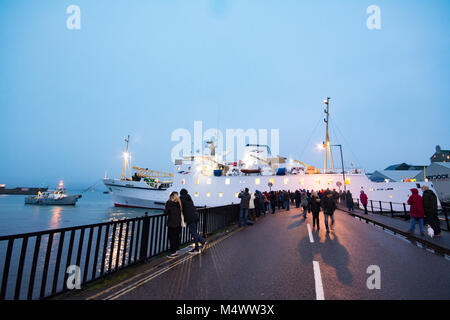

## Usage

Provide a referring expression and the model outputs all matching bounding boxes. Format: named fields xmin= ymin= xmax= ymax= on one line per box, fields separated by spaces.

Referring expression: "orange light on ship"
xmin=59 ymin=180 xmax=64 ymax=190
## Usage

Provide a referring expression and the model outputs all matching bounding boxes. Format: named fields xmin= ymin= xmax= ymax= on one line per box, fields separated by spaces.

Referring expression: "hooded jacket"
xmin=407 ymin=188 xmax=424 ymax=218
xmin=360 ymin=192 xmax=368 ymax=206
xmin=180 ymin=192 xmax=199 ymax=224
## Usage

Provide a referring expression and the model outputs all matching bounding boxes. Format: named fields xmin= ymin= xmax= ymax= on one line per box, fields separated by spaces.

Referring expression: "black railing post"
xmin=370 ymin=200 xmax=374 ymax=213
xmin=390 ymin=202 xmax=394 ymax=218
xmin=443 ymin=206 xmax=450 ymax=231
xmin=202 ymin=209 xmax=208 ymax=238
xmin=356 ymin=198 xmax=360 ymax=209
xmin=403 ymin=203 xmax=408 ymax=220
xmin=139 ymin=213 xmax=150 ymax=261
xmin=379 ymin=201 xmax=383 ymax=215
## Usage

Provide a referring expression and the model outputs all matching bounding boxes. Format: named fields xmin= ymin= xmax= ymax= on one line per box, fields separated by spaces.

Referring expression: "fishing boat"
xmin=25 ymin=181 xmax=81 ymax=206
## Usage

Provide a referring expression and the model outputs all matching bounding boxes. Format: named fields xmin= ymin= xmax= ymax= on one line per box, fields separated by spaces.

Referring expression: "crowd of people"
xmin=237 ymin=187 xmax=343 ymax=233
xmin=163 ymin=184 xmax=442 ymax=259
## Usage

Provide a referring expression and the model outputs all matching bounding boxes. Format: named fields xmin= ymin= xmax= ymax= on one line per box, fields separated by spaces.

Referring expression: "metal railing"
xmin=340 ymin=198 xmax=449 ymax=231
xmin=0 ymin=204 xmax=240 ymax=300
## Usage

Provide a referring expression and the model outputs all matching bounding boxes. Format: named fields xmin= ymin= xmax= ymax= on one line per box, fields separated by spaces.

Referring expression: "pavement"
xmin=340 ymin=204 xmax=450 ymax=251
xmin=63 ymin=207 xmax=450 ymax=300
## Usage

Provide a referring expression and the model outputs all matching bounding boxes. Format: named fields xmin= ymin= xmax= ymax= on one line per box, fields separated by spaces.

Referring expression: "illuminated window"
xmin=389 ymin=195 xmax=393 ymax=198
xmin=328 ymin=178 xmax=333 ymax=185
xmin=235 ymin=192 xmax=239 ymax=198
xmin=284 ymin=178 xmax=289 ymax=185
xmin=181 ymin=179 xmax=185 ymax=185
xmin=195 ymin=179 xmax=200 ymax=185
xmin=300 ymin=178 xmax=304 ymax=185
xmin=219 ymin=192 xmax=223 ymax=197
xmin=315 ymin=178 xmax=320 ymax=185
xmin=194 ymin=192 xmax=199 ymax=197
xmin=345 ymin=178 xmax=351 ymax=185
xmin=269 ymin=178 xmax=274 ymax=184
xmin=207 ymin=178 xmax=212 ymax=185
xmin=206 ymin=192 xmax=211 ymax=197
xmin=225 ymin=178 xmax=230 ymax=185
xmin=255 ymin=178 xmax=260 ymax=185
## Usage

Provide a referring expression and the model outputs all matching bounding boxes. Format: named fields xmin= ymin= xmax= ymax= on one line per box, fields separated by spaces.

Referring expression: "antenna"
xmin=323 ymin=98 xmax=334 ymax=173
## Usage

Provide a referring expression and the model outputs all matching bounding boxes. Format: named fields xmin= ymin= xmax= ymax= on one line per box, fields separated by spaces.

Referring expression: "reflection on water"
xmin=0 ymin=191 xmax=162 ymax=236
xmin=50 ymin=207 xmax=62 ymax=230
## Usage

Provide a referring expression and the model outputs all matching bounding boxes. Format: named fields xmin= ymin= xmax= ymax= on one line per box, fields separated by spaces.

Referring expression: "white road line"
xmin=307 ymin=223 xmax=314 ymax=243
xmin=313 ymin=261 xmax=325 ymax=300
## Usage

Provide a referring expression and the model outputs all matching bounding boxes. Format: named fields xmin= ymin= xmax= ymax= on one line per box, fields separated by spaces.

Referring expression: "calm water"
xmin=0 ymin=190 xmax=162 ymax=236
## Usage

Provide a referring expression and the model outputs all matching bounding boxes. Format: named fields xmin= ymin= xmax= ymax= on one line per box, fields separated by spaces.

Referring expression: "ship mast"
xmin=323 ymin=98 xmax=334 ymax=173
xmin=121 ymin=135 xmax=132 ymax=180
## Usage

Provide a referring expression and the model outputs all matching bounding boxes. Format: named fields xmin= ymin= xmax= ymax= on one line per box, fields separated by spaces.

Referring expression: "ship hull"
xmin=104 ymin=174 xmax=439 ymax=211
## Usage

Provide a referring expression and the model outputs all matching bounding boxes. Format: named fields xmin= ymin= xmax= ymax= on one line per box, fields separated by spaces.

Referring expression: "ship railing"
xmin=337 ymin=198 xmax=449 ymax=231
xmin=0 ymin=204 xmax=240 ymax=300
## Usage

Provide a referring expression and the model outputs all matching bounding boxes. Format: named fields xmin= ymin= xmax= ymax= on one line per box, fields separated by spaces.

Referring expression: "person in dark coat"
xmin=407 ymin=188 xmax=425 ymax=236
xmin=165 ymin=192 xmax=183 ymax=258
xmin=284 ymin=190 xmax=290 ymax=211
xmin=254 ymin=191 xmax=261 ymax=217
xmin=278 ymin=191 xmax=284 ymax=209
xmin=422 ymin=186 xmax=441 ymax=237
xmin=346 ymin=190 xmax=354 ymax=211
xmin=310 ymin=192 xmax=321 ymax=230
xmin=238 ymin=188 xmax=251 ymax=227
xmin=270 ymin=191 xmax=277 ymax=214
xmin=294 ymin=190 xmax=301 ymax=208
xmin=321 ymin=191 xmax=337 ymax=233
xmin=180 ymin=189 xmax=205 ymax=254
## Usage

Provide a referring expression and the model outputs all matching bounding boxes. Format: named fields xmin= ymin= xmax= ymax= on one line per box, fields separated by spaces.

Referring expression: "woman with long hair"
xmin=165 ymin=191 xmax=183 ymax=258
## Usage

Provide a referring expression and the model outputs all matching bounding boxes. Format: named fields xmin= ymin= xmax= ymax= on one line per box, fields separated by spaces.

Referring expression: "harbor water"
xmin=0 ymin=190 xmax=162 ymax=237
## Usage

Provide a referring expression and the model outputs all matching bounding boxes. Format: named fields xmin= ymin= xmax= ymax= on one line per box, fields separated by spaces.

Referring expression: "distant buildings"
xmin=430 ymin=145 xmax=450 ymax=163
xmin=368 ymin=145 xmax=449 ymax=204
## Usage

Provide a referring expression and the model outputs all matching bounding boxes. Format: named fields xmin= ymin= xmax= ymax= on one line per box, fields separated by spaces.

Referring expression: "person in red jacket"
xmin=407 ymin=188 xmax=425 ymax=236
xmin=360 ymin=190 xmax=369 ymax=214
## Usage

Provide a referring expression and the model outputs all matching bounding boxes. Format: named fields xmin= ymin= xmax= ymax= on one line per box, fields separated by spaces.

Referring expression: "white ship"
xmin=104 ymin=100 xmax=438 ymax=210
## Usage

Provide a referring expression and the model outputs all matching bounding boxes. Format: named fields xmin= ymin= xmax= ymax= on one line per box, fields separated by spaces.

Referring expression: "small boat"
xmin=25 ymin=189 xmax=82 ymax=206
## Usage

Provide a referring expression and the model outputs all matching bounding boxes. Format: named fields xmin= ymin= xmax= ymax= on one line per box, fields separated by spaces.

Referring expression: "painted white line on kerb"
xmin=307 ymin=223 xmax=314 ymax=243
xmin=313 ymin=261 xmax=325 ymax=300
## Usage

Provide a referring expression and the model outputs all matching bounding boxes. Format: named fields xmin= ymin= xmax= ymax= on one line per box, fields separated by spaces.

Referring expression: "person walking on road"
xmin=321 ymin=191 xmax=337 ymax=233
xmin=294 ymin=190 xmax=301 ymax=208
xmin=310 ymin=192 xmax=321 ymax=230
xmin=238 ymin=188 xmax=251 ymax=227
xmin=284 ymin=190 xmax=290 ymax=211
xmin=180 ymin=189 xmax=206 ymax=254
xmin=422 ymin=186 xmax=441 ymax=237
xmin=346 ymin=190 xmax=354 ymax=211
xmin=165 ymin=192 xmax=183 ymax=258
xmin=301 ymin=191 xmax=309 ymax=218
xmin=360 ymin=190 xmax=369 ymax=215
xmin=407 ymin=188 xmax=425 ymax=236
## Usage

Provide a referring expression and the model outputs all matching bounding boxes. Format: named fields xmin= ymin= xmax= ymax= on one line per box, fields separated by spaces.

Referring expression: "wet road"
xmin=88 ymin=208 xmax=450 ymax=300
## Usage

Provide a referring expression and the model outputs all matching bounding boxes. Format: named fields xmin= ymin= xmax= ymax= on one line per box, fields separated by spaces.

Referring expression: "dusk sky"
xmin=1 ymin=0 xmax=449 ymax=189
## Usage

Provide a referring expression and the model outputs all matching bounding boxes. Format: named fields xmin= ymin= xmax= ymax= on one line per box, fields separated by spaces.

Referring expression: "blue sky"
xmin=0 ymin=0 xmax=449 ymax=188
